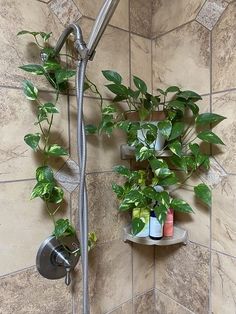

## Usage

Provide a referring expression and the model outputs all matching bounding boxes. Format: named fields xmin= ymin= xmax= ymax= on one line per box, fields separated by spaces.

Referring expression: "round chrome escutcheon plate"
xmin=36 ymin=235 xmax=80 ymax=280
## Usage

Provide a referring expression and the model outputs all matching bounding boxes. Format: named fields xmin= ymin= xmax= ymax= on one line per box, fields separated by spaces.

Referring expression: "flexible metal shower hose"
xmin=76 ymin=58 xmax=90 ymax=314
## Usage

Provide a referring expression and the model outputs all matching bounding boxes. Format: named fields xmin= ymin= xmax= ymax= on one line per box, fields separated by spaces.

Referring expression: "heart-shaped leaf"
xmin=194 ymin=183 xmax=212 ymax=207
xmin=197 ymin=130 xmax=224 ymax=145
xmin=24 ymin=133 xmax=40 ymax=150
xmin=47 ymin=144 xmax=68 ymax=156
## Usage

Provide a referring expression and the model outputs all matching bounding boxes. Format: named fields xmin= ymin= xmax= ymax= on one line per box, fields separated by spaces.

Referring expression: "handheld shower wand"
xmin=87 ymin=0 xmax=120 ymax=58
xmin=38 ymin=1 xmax=120 ymax=314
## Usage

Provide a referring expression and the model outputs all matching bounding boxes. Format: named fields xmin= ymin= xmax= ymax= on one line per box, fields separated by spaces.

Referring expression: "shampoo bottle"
xmin=163 ymin=208 xmax=174 ymax=237
xmin=149 ymin=185 xmax=164 ymax=240
xmin=149 ymin=209 xmax=163 ymax=240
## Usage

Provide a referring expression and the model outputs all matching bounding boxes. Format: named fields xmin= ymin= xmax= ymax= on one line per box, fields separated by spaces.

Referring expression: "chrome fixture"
xmin=36 ymin=235 xmax=80 ymax=286
xmin=36 ymin=1 xmax=120 ymax=313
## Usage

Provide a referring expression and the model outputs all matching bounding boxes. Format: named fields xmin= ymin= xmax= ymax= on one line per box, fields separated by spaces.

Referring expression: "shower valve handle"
xmin=65 ymin=267 xmax=72 ymax=286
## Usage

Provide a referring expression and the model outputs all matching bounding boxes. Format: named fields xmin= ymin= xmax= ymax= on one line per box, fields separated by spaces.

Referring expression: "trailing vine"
xmin=18 ymin=30 xmax=97 ymax=248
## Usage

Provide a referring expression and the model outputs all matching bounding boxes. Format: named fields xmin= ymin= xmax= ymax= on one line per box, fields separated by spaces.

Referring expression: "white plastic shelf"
xmin=124 ymin=225 xmax=188 ymax=246
xmin=120 ymin=144 xmax=172 ymax=160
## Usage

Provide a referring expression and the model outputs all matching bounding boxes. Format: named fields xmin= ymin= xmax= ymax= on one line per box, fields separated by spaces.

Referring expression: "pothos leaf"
xmin=131 ymin=217 xmax=145 ymax=235
xmin=47 ymin=144 xmax=68 ymax=156
xmin=23 ymin=80 xmax=38 ymax=100
xmin=194 ymin=183 xmax=212 ymax=207
xmin=24 ymin=133 xmax=40 ymax=150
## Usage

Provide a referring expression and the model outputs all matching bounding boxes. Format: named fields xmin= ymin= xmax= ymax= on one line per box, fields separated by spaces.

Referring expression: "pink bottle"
xmin=163 ymin=209 xmax=174 ymax=237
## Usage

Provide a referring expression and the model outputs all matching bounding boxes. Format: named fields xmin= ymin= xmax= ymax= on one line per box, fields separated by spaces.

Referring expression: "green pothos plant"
xmin=85 ymin=70 xmax=226 ymax=235
xmin=18 ymin=30 xmax=97 ymax=248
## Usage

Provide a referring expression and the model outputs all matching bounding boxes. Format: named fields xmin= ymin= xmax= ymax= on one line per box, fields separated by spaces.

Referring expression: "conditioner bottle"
xmin=149 ymin=185 xmax=164 ymax=240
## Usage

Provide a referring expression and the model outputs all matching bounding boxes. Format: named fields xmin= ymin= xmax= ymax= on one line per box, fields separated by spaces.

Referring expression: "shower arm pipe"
xmin=53 ymin=23 xmax=89 ymax=60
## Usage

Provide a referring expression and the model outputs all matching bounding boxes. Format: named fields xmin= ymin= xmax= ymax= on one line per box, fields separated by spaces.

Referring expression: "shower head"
xmin=87 ymin=0 xmax=120 ymax=59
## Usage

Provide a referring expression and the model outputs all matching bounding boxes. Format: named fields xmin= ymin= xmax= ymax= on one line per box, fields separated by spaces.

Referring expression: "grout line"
xmin=152 ymin=19 xmax=196 ymax=41
xmin=81 ymin=14 xmax=152 ymax=40
xmin=129 ymin=0 xmax=132 ymax=89
xmin=151 ymin=39 xmax=154 ymax=94
xmin=195 ymin=19 xmax=211 ymax=32
xmin=155 ymin=288 xmax=195 ymax=314
xmin=189 ymin=240 xmax=210 ymax=250
xmin=211 ymin=248 xmax=236 ymax=260
xmin=154 ymin=246 xmax=157 ymax=308
xmin=209 ymin=30 xmax=213 ymax=314
xmin=105 ymin=298 xmax=133 ymax=314
xmin=0 ymin=265 xmax=35 ymax=279
xmin=0 ymin=178 xmax=35 ymax=184
xmin=211 ymin=86 xmax=236 ymax=95
xmin=86 ymin=170 xmax=115 ymax=176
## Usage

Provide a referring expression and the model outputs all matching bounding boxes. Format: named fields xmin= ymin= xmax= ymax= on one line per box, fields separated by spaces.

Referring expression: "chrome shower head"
xmin=87 ymin=0 xmax=120 ymax=58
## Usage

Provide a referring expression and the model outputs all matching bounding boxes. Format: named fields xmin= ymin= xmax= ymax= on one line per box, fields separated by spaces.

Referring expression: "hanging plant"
xmin=18 ymin=29 xmax=97 ymax=248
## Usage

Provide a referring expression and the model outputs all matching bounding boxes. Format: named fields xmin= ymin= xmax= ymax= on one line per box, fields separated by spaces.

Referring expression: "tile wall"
xmin=150 ymin=1 xmax=236 ymax=313
xmin=0 ymin=0 xmax=154 ymax=313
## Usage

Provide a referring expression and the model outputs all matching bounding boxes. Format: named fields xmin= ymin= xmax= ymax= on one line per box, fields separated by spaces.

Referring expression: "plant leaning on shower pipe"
xmin=17 ymin=30 xmax=98 ymax=249
xmin=85 ymin=70 xmax=227 ymax=235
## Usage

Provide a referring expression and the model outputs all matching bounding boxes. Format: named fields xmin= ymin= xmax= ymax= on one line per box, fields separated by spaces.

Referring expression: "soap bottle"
xmin=149 ymin=185 xmax=164 ymax=240
xmin=163 ymin=208 xmax=174 ymax=237
xmin=149 ymin=209 xmax=163 ymax=240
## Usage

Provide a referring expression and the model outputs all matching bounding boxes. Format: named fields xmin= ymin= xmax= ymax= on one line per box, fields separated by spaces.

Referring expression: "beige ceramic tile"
xmin=73 ymin=240 xmax=132 ymax=314
xmin=84 ymin=18 xmax=130 ymax=98
xmin=152 ymin=0 xmax=205 ymax=37
xmin=0 ymin=88 xmax=69 ymax=181
xmin=130 ymin=0 xmax=152 ymax=38
xmin=0 ymin=0 xmax=64 ymax=89
xmin=172 ymin=174 xmax=210 ymax=247
xmin=196 ymin=0 xmax=228 ymax=30
xmin=71 ymin=172 xmax=130 ymax=245
xmin=212 ymin=175 xmax=236 ymax=257
xmin=49 ymin=0 xmax=82 ymax=26
xmin=155 ymin=242 xmax=210 ymax=313
xmin=133 ymin=290 xmax=156 ymax=314
xmin=212 ymin=2 xmax=236 ymax=92
xmin=212 ymin=91 xmax=236 ymax=173
xmin=0 ymin=267 xmax=72 ymax=314
xmin=131 ymin=34 xmax=152 ymax=91
xmin=74 ymin=0 xmax=129 ymax=31
xmin=0 ymin=180 xmax=70 ymax=276
xmin=155 ymin=290 xmax=194 ymax=314
xmin=152 ymin=21 xmax=210 ymax=95
xmin=108 ymin=300 xmax=133 ymax=314
xmin=212 ymin=252 xmax=236 ymax=314
xmin=69 ymin=96 xmax=129 ymax=172
xmin=133 ymin=244 xmax=154 ymax=296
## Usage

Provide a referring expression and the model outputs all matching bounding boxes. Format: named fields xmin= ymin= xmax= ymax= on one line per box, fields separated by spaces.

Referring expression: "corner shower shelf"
xmin=124 ymin=225 xmax=188 ymax=246
xmin=120 ymin=144 xmax=172 ymax=160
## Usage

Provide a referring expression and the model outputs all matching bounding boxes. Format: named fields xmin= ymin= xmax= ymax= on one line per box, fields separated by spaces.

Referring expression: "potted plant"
xmin=87 ymin=70 xmax=226 ymax=236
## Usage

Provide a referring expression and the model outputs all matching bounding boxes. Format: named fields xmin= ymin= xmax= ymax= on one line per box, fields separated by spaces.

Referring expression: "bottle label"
xmin=150 ymin=217 xmax=163 ymax=237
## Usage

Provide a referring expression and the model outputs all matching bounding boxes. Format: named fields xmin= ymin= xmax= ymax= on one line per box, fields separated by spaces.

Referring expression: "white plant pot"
xmin=137 ymin=121 xmax=165 ymax=151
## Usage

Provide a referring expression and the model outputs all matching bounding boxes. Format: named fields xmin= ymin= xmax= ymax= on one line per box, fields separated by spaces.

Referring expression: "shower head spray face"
xmin=87 ymin=0 xmax=120 ymax=59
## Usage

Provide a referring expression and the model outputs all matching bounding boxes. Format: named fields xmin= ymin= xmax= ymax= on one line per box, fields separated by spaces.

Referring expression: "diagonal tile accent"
xmin=49 ymin=0 xmax=82 ymax=26
xmin=196 ymin=0 xmax=228 ymax=30
xmin=197 ymin=157 xmax=227 ymax=189
xmin=152 ymin=0 xmax=205 ymax=38
xmin=55 ymin=158 xmax=80 ymax=193
xmin=155 ymin=290 xmax=194 ymax=314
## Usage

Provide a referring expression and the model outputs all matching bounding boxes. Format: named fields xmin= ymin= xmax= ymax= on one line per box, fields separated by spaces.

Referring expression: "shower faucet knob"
xmin=36 ymin=235 xmax=80 ymax=286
